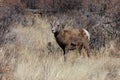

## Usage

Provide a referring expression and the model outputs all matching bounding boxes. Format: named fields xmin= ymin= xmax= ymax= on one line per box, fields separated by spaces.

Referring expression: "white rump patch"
xmin=83 ymin=29 xmax=90 ymax=41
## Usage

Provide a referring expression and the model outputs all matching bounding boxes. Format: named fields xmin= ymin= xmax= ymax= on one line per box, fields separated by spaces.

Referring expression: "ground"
xmin=0 ymin=17 xmax=120 ymax=80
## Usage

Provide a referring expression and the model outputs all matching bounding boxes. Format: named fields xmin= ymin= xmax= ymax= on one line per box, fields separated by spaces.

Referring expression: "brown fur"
xmin=53 ymin=28 xmax=90 ymax=61
xmin=50 ymin=20 xmax=90 ymax=61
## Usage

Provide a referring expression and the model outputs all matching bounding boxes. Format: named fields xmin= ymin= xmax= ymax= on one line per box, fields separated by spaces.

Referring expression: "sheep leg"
xmin=63 ymin=47 xmax=69 ymax=61
xmin=63 ymin=49 xmax=66 ymax=61
xmin=78 ymin=45 xmax=83 ymax=56
xmin=83 ymin=42 xmax=90 ymax=57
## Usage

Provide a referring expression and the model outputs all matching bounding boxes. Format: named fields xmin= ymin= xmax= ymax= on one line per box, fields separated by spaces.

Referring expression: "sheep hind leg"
xmin=78 ymin=44 xmax=83 ymax=56
xmin=83 ymin=43 xmax=90 ymax=57
xmin=84 ymin=45 xmax=90 ymax=57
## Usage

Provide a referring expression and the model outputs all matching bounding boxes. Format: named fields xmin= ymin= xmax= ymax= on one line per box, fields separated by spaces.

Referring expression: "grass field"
xmin=0 ymin=16 xmax=120 ymax=80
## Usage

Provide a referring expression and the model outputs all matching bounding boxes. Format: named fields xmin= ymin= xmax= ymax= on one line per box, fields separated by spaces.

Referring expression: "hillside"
xmin=0 ymin=0 xmax=120 ymax=80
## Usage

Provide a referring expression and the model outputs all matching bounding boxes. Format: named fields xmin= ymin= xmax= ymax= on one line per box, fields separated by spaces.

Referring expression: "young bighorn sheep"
xmin=50 ymin=19 xmax=90 ymax=61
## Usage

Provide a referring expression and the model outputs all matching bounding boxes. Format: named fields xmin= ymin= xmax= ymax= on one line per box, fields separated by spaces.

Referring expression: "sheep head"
xmin=50 ymin=17 xmax=66 ymax=33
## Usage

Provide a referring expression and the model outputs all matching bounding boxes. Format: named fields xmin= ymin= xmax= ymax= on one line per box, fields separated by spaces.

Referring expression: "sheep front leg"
xmin=63 ymin=47 xmax=69 ymax=61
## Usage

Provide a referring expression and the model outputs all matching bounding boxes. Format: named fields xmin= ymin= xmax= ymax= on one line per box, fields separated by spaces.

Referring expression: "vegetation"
xmin=0 ymin=0 xmax=120 ymax=80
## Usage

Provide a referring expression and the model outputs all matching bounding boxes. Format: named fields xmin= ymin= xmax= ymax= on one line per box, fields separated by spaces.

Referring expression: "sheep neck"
xmin=54 ymin=30 xmax=65 ymax=49
xmin=54 ymin=30 xmax=62 ymax=37
xmin=54 ymin=30 xmax=63 ymax=45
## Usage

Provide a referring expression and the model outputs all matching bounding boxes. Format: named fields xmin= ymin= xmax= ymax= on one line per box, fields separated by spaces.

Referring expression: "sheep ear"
xmin=49 ymin=16 xmax=56 ymax=26
xmin=56 ymin=20 xmax=60 ymax=24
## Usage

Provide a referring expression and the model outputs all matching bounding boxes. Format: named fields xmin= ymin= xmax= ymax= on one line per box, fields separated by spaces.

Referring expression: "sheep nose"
xmin=52 ymin=29 xmax=55 ymax=33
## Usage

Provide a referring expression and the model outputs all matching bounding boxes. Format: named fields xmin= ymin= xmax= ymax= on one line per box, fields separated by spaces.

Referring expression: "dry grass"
xmin=0 ymin=17 xmax=120 ymax=80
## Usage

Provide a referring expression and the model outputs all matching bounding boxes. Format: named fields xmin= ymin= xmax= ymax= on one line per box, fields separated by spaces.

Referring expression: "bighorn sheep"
xmin=50 ymin=19 xmax=90 ymax=61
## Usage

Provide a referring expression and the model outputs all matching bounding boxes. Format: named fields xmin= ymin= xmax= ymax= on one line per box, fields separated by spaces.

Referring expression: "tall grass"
xmin=0 ymin=16 xmax=120 ymax=80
